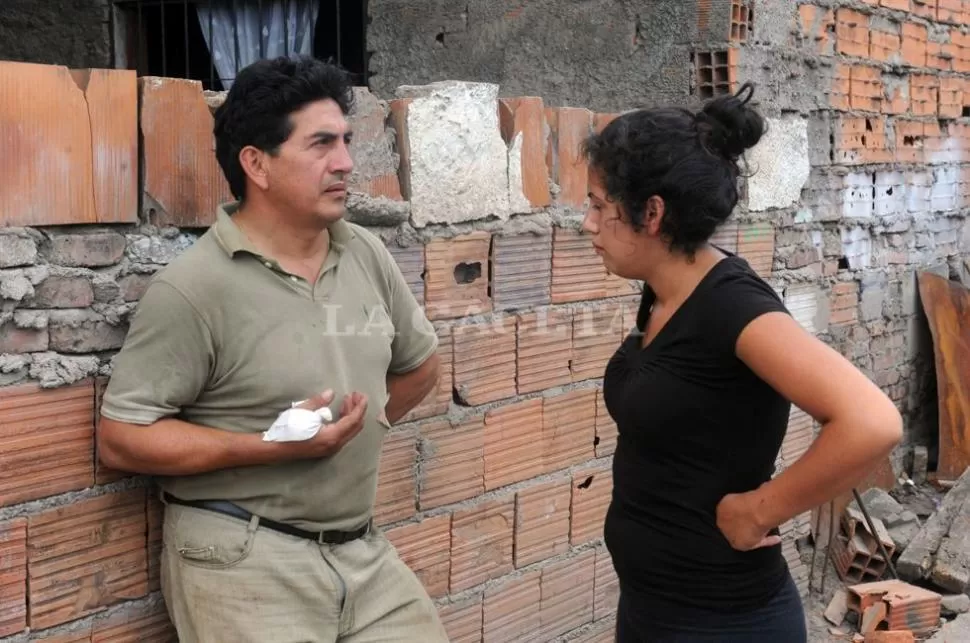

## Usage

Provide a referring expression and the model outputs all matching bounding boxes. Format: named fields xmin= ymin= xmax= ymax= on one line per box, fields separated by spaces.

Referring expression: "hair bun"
xmin=697 ymin=82 xmax=764 ymax=160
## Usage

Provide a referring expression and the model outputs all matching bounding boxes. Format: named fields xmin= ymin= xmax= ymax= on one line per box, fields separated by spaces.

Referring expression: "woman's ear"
xmin=644 ymin=196 xmax=666 ymax=236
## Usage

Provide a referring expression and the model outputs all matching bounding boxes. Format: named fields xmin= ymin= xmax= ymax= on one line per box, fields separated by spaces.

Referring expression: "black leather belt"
xmin=162 ymin=492 xmax=370 ymax=545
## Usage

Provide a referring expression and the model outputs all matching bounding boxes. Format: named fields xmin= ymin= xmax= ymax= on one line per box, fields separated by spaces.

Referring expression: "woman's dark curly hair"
xmin=581 ymin=82 xmax=765 ymax=257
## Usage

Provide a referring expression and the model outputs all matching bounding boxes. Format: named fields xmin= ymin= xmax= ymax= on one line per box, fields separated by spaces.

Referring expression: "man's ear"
xmin=239 ymin=146 xmax=270 ymax=192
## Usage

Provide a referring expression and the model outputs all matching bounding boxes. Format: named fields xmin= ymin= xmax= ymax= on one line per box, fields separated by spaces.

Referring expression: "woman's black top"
xmin=602 ymin=254 xmax=794 ymax=615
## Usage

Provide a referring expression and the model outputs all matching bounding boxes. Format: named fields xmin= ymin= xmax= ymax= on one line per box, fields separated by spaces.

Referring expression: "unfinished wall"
xmin=2 ymin=1 xmax=970 ymax=640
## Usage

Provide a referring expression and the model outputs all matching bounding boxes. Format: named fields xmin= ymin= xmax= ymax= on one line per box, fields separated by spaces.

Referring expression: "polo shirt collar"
xmin=213 ymin=201 xmax=356 ymax=258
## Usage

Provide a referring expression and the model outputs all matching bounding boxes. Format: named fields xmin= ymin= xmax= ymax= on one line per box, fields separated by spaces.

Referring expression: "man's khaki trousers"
xmin=159 ymin=502 xmax=450 ymax=642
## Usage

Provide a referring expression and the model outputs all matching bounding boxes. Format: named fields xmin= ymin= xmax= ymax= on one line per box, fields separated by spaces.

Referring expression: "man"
xmin=98 ymin=56 xmax=448 ymax=642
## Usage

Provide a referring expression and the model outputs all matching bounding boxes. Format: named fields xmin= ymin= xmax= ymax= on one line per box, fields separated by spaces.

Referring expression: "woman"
xmin=581 ymin=83 xmax=903 ymax=642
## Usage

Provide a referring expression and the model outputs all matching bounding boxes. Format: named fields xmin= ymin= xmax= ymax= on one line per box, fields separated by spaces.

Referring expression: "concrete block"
xmin=395 ymin=81 xmax=511 ymax=228
xmin=746 ymin=116 xmax=811 ymax=212
xmin=898 ymin=467 xmax=970 ymax=582
xmin=347 ymin=86 xmax=402 ymax=200
xmin=861 ymin=271 xmax=888 ymax=321
xmin=930 ymin=504 xmax=970 ymax=593
xmin=875 ymin=171 xmax=907 ymax=218
xmin=843 ymin=172 xmax=875 ymax=220
xmin=0 ymin=233 xmax=37 ymax=268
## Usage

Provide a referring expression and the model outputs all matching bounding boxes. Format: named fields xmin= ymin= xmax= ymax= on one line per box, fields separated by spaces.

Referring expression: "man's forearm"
xmin=98 ymin=416 xmax=295 ymax=476
xmin=385 ymin=354 xmax=441 ymax=424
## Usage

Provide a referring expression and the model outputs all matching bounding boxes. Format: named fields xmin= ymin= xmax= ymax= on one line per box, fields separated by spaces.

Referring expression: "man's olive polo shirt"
xmin=101 ymin=203 xmax=437 ymax=532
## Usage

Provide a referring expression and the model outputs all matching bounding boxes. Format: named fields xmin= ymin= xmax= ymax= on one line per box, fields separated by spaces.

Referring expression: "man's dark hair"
xmin=581 ymin=82 xmax=765 ymax=258
xmin=213 ymin=55 xmax=355 ymax=200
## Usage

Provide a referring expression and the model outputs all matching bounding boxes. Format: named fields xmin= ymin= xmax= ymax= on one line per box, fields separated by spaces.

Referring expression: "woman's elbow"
xmin=861 ymin=399 xmax=904 ymax=453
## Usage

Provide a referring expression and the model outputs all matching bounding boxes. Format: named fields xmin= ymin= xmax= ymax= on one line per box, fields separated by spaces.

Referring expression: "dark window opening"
xmin=113 ymin=0 xmax=368 ymax=92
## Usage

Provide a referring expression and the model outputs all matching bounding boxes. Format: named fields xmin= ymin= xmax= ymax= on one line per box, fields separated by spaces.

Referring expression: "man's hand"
xmin=716 ymin=488 xmax=782 ymax=551
xmin=289 ymin=390 xmax=368 ymax=459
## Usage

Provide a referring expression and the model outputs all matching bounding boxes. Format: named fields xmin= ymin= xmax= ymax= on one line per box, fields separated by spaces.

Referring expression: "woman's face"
xmin=582 ymin=169 xmax=660 ymax=280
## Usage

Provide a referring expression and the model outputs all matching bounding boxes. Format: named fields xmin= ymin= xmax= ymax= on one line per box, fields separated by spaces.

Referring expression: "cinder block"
xmin=572 ymin=303 xmax=624 ymax=383
xmin=835 ymin=9 xmax=870 ymax=58
xmin=91 ymin=601 xmax=177 ymax=641
xmin=450 ymin=496 xmax=515 ymax=593
xmin=484 ymin=398 xmax=545 ymax=491
xmin=483 ymin=570 xmax=541 ymax=642
xmin=419 ymin=417 xmax=485 ymax=510
xmin=514 ymin=479 xmax=571 ymax=568
xmin=491 ymin=232 xmax=552 ymax=311
xmin=594 ymin=546 xmax=620 ymax=620
xmin=386 ymin=243 xmax=425 ymax=306
xmin=737 ymin=222 xmax=774 ymax=279
xmin=0 ymin=518 xmax=27 ymax=638
xmin=901 ymin=22 xmax=928 ymax=67
xmin=140 ymin=77 xmax=232 ymax=227
xmin=425 ymin=231 xmax=491 ymax=320
xmin=543 ymin=390 xmax=597 ymax=473
xmin=348 ymin=87 xmax=402 ymax=200
xmin=401 ymin=325 xmax=452 ymax=423
xmin=374 ymin=429 xmax=417 ymax=526
xmin=570 ymin=461 xmax=613 ymax=545
xmin=453 ymin=317 xmax=517 ymax=406
xmin=27 ymin=488 xmax=148 ymax=629
xmin=394 ymin=81 xmax=511 ymax=228
xmin=516 ymin=308 xmax=572 ymax=395
xmin=0 ymin=63 xmax=137 ymax=227
xmin=546 ymin=107 xmax=593 ymax=209
xmin=551 ymin=228 xmax=608 ymax=303
xmin=499 ymin=97 xmax=551 ymax=210
xmin=538 ymin=550 xmax=596 ymax=640
xmin=438 ymin=595 xmax=483 ymax=643
xmin=385 ymin=515 xmax=451 ymax=598
xmin=0 ymin=380 xmax=95 ymax=508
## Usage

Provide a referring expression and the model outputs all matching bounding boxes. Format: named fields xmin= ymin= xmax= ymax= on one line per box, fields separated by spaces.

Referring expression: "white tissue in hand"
xmin=261 ymin=406 xmax=334 ymax=442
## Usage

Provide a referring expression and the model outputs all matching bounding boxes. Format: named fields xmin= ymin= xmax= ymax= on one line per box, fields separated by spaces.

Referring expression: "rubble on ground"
xmin=803 ymin=466 xmax=970 ymax=642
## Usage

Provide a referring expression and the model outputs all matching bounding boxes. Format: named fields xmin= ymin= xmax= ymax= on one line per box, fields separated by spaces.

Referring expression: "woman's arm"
xmin=716 ymin=311 xmax=903 ymax=550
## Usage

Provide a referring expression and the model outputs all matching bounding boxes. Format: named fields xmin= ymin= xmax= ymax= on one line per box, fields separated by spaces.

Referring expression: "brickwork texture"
xmin=1 ymin=1 xmax=970 ymax=640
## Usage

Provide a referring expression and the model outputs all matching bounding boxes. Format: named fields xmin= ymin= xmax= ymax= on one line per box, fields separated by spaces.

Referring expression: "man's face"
xmin=264 ymin=98 xmax=354 ymax=226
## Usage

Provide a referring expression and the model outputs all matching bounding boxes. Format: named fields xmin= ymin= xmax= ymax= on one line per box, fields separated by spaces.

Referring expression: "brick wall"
xmin=2 ymin=0 xmax=970 ymax=635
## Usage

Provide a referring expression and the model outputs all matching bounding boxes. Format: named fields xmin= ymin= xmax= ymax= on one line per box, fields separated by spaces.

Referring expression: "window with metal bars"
xmin=112 ymin=0 xmax=368 ymax=91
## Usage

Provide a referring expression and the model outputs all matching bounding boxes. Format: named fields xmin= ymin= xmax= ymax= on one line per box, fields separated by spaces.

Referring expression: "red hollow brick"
xmin=491 ymin=232 xmax=553 ymax=310
xmin=551 ymin=228 xmax=608 ymax=303
xmin=453 ymin=317 xmax=517 ymax=406
xmin=881 ymin=0 xmax=910 ymax=9
xmin=27 ymin=488 xmax=149 ymax=630
xmin=571 ymin=461 xmax=613 ymax=545
xmin=831 ymin=64 xmax=851 ymax=111
xmin=389 ymin=98 xmax=413 ymax=200
xmin=484 ymin=399 xmax=545 ymax=491
xmin=514 ymin=478 xmax=572 ymax=568
xmin=0 ymin=63 xmax=136 ymax=227
xmin=91 ymin=601 xmax=177 ymax=642
xmin=438 ymin=596 xmax=483 ymax=643
xmin=424 ymin=231 xmax=492 ymax=320
xmin=799 ymin=6 xmax=835 ymax=54
xmin=386 ymin=243 xmax=425 ymax=305
xmin=0 ymin=380 xmax=95 ymax=508
xmin=572 ymin=619 xmax=618 ymax=643
xmin=0 ymin=518 xmax=27 ymax=638
xmin=883 ymin=73 xmax=911 ymax=115
xmin=594 ymin=113 xmax=619 ymax=133
xmin=499 ymin=97 xmax=551 ymax=208
xmin=737 ymin=222 xmax=774 ymax=279
xmin=401 ymin=325 xmax=452 ymax=423
xmin=895 ymin=120 xmax=927 ymax=163
xmin=147 ymin=491 xmax=163 ymax=593
xmin=594 ymin=388 xmax=617 ymax=457
xmin=835 ymin=9 xmax=870 ymax=58
xmin=94 ymin=376 xmax=129 ymax=485
xmin=594 ymin=546 xmax=620 ymax=620
xmin=385 ymin=515 xmax=451 ymax=598
xmin=374 ymin=429 xmax=417 ymax=526
xmin=911 ymin=0 xmax=938 ymax=20
xmin=516 ymin=308 xmax=573 ymax=394
xmin=911 ymin=74 xmax=940 ymax=116
xmin=547 ymin=107 xmax=592 ymax=208
xmin=830 ymin=281 xmax=860 ymax=327
xmin=572 ymin=302 xmax=625 ymax=382
xmin=948 ymin=31 xmax=970 ymax=73
xmin=834 ymin=116 xmax=892 ymax=165
xmin=347 ymin=91 xmax=402 ymax=201
xmin=539 ymin=551 xmax=596 ymax=640
xmin=419 ymin=417 xmax=485 ymax=510
xmin=483 ymin=571 xmax=541 ymax=642
xmin=938 ymin=76 xmax=964 ymax=118
xmin=850 ymin=66 xmax=883 ymax=112
xmin=937 ymin=0 xmax=964 ymax=22
xmin=140 ymin=77 xmax=232 ymax=227
xmin=450 ymin=497 xmax=515 ymax=593
xmin=543 ymin=389 xmax=597 ymax=473
xmin=901 ymin=22 xmax=928 ymax=67
xmin=870 ymin=24 xmax=902 ymax=63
